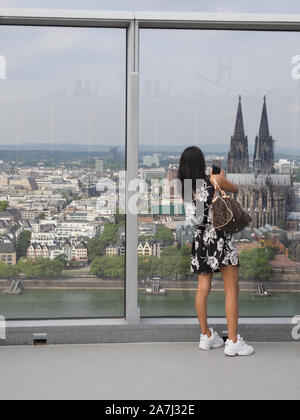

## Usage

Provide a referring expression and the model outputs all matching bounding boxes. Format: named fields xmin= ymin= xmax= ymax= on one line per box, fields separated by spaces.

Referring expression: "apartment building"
xmin=106 ymin=241 xmax=125 ymax=256
xmin=27 ymin=241 xmax=88 ymax=262
xmin=55 ymin=222 xmax=100 ymax=240
xmin=31 ymin=232 xmax=56 ymax=246
xmin=0 ymin=240 xmax=17 ymax=265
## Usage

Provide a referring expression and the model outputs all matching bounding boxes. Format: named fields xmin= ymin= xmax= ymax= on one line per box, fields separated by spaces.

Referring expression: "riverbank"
xmin=0 ymin=280 xmax=300 ymax=293
xmin=0 ymin=277 xmax=300 ymax=292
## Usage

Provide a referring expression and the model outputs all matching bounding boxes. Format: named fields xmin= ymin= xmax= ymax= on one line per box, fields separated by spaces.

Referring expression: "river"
xmin=0 ymin=289 xmax=299 ymax=319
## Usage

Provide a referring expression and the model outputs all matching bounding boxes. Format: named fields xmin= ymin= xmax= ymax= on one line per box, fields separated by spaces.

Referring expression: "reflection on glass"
xmin=0 ymin=26 xmax=126 ymax=319
xmin=138 ymin=29 xmax=300 ymax=317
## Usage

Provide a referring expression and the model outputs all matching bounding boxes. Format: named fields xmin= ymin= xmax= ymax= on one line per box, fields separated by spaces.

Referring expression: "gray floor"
xmin=0 ymin=342 xmax=300 ymax=400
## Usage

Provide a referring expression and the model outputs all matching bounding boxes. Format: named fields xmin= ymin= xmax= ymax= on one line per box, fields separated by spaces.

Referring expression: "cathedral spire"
xmin=259 ymin=95 xmax=270 ymax=139
xmin=233 ymin=95 xmax=245 ymax=139
xmin=253 ymin=96 xmax=275 ymax=175
xmin=227 ymin=95 xmax=250 ymax=173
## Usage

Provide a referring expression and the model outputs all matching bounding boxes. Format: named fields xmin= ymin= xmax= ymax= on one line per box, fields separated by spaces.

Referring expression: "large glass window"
xmin=0 ymin=26 xmax=126 ymax=319
xmin=138 ymin=29 xmax=300 ymax=317
xmin=1 ymin=18 xmax=300 ymax=322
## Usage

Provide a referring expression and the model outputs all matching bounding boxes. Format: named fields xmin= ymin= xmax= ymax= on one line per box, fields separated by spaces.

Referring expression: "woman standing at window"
xmin=178 ymin=146 xmax=254 ymax=357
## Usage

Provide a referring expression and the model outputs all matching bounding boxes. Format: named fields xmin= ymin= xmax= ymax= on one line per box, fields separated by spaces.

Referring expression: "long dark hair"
xmin=177 ymin=146 xmax=206 ymax=201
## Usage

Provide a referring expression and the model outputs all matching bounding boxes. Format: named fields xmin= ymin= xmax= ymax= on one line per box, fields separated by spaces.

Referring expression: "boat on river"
xmin=143 ymin=277 xmax=168 ymax=296
xmin=2 ymin=280 xmax=24 ymax=296
xmin=254 ymin=282 xmax=272 ymax=297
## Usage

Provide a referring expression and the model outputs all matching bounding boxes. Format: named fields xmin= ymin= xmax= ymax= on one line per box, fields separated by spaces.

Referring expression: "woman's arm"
xmin=210 ymin=169 xmax=239 ymax=194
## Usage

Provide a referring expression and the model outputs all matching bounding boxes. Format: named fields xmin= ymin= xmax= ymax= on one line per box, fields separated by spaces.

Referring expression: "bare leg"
xmin=195 ymin=273 xmax=213 ymax=337
xmin=221 ymin=265 xmax=239 ymax=343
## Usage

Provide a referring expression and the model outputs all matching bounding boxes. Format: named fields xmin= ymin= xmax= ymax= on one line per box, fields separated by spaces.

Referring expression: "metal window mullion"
xmin=0 ymin=9 xmax=134 ymax=27
xmin=1 ymin=10 xmax=300 ymax=30
xmin=125 ymin=20 xmax=140 ymax=325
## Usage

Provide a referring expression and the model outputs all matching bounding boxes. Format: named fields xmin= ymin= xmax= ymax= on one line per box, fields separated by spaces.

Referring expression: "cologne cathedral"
xmin=226 ymin=96 xmax=294 ymax=228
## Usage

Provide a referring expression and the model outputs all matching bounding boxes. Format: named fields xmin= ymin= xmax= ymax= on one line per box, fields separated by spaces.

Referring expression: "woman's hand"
xmin=220 ymin=168 xmax=226 ymax=178
xmin=210 ymin=168 xmax=226 ymax=178
xmin=210 ymin=168 xmax=238 ymax=194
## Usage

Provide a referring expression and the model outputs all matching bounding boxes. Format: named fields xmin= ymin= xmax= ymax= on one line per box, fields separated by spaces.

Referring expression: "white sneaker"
xmin=224 ymin=335 xmax=254 ymax=357
xmin=199 ymin=328 xmax=224 ymax=351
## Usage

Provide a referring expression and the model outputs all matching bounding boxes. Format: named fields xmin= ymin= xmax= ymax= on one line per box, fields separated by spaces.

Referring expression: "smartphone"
xmin=212 ymin=160 xmax=222 ymax=175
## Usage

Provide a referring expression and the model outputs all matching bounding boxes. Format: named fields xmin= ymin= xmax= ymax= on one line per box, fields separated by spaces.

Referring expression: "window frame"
xmin=0 ymin=9 xmax=299 ymax=343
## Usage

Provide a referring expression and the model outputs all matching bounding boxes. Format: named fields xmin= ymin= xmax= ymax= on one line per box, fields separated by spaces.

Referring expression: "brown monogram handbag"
xmin=211 ymin=176 xmax=252 ymax=233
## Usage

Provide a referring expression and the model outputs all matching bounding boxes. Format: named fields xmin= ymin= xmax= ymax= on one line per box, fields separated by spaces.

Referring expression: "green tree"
xmin=239 ymin=248 xmax=272 ymax=282
xmin=160 ymin=255 xmax=180 ymax=278
xmin=16 ymin=230 xmax=32 ymax=259
xmin=17 ymin=258 xmax=63 ymax=279
xmin=42 ymin=259 xmax=64 ymax=278
xmin=54 ymin=254 xmax=68 ymax=267
xmin=178 ymin=254 xmax=191 ymax=277
xmin=138 ymin=256 xmax=162 ymax=279
xmin=180 ymin=244 xmax=192 ymax=257
xmin=137 ymin=245 xmax=192 ymax=280
xmin=16 ymin=258 xmax=31 ymax=275
xmin=115 ymin=208 xmax=126 ymax=225
xmin=139 ymin=235 xmax=154 ymax=243
xmin=264 ymin=240 xmax=280 ymax=260
xmin=87 ymin=223 xmax=121 ymax=261
xmin=0 ymin=201 xmax=9 ymax=212
xmin=100 ymin=223 xmax=120 ymax=245
xmin=159 ymin=246 xmax=191 ymax=278
xmin=154 ymin=225 xmax=174 ymax=245
xmin=90 ymin=255 xmax=125 ymax=279
xmin=161 ymin=246 xmax=178 ymax=258
xmin=0 ymin=261 xmax=17 ymax=278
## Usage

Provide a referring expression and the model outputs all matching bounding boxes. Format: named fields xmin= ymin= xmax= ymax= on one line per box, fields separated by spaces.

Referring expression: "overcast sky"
xmin=0 ymin=1 xmax=300 ymax=153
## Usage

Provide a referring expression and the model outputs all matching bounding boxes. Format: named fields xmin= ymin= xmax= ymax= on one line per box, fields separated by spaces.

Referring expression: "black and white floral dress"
xmin=184 ymin=175 xmax=239 ymax=275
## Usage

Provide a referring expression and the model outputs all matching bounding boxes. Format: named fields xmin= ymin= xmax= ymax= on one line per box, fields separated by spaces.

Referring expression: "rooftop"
xmin=227 ymin=174 xmax=292 ymax=186
xmin=270 ymin=254 xmax=300 ymax=268
xmin=287 ymin=212 xmax=300 ymax=221
xmin=0 ymin=241 xmax=16 ymax=253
